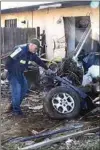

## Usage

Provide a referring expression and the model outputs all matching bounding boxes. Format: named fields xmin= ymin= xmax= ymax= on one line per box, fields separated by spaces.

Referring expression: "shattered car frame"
xmin=42 ymin=26 xmax=100 ymax=119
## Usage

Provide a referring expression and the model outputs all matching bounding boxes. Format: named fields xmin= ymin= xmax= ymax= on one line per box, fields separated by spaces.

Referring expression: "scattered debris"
xmin=31 ymin=130 xmax=38 ymax=135
xmin=84 ymin=133 xmax=95 ymax=136
xmin=29 ymin=105 xmax=43 ymax=110
xmin=18 ymin=127 xmax=99 ymax=150
xmin=25 ymin=141 xmax=35 ymax=146
xmin=65 ymin=138 xmax=73 ymax=149
xmin=1 ymin=89 xmax=100 ymax=150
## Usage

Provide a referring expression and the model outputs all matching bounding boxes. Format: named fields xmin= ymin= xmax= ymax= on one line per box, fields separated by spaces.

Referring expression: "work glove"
xmin=46 ymin=69 xmax=54 ymax=76
xmin=1 ymin=69 xmax=8 ymax=80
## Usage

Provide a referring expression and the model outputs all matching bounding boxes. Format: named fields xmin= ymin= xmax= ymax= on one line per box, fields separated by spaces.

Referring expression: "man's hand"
xmin=1 ymin=69 xmax=8 ymax=80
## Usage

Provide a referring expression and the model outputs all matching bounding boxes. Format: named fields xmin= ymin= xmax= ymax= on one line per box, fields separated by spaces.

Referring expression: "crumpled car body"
xmin=82 ymin=52 xmax=100 ymax=73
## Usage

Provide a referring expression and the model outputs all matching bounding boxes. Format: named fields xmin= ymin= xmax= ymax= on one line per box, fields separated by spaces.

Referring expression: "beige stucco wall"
xmin=1 ymin=5 xmax=99 ymax=60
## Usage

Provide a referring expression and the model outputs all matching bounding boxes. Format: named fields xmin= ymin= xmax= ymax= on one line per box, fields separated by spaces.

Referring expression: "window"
xmin=5 ymin=19 xmax=17 ymax=27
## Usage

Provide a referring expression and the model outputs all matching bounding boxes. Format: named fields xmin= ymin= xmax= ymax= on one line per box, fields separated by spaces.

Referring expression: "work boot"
xmin=12 ymin=112 xmax=26 ymax=118
xmin=5 ymin=104 xmax=13 ymax=113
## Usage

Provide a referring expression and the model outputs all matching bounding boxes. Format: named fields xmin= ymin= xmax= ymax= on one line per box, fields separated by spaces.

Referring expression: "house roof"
xmin=1 ymin=1 xmax=91 ymax=14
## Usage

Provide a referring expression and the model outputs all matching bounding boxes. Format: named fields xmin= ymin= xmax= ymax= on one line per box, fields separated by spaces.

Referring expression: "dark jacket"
xmin=5 ymin=44 xmax=48 ymax=80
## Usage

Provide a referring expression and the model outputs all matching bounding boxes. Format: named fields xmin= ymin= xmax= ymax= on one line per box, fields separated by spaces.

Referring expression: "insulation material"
xmin=82 ymin=65 xmax=100 ymax=86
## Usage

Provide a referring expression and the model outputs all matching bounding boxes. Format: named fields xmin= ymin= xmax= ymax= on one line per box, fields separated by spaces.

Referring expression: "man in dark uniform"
xmin=3 ymin=38 xmax=51 ymax=116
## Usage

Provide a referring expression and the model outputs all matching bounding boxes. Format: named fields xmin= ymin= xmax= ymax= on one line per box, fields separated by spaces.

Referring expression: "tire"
xmin=43 ymin=86 xmax=81 ymax=120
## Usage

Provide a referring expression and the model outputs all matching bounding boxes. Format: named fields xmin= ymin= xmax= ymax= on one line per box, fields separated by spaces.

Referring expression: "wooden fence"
xmin=1 ymin=27 xmax=36 ymax=56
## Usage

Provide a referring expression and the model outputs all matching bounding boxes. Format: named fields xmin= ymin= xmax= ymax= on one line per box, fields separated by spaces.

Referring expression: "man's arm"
xmin=5 ymin=56 xmax=14 ymax=71
xmin=32 ymin=53 xmax=48 ymax=70
xmin=5 ymin=47 xmax=23 ymax=71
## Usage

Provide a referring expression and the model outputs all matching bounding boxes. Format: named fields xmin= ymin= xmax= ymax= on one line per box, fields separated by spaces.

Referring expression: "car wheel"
xmin=43 ymin=86 xmax=81 ymax=120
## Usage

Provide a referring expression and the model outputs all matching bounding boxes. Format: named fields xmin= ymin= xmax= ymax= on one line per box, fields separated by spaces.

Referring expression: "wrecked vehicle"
xmin=42 ymin=51 xmax=100 ymax=119
xmin=42 ymin=26 xmax=100 ymax=119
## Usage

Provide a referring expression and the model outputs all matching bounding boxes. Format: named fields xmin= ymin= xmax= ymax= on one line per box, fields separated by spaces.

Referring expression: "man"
xmin=3 ymin=38 xmax=51 ymax=116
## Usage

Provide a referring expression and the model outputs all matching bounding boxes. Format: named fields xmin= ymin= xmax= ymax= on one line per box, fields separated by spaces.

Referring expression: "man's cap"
xmin=29 ymin=38 xmax=42 ymax=48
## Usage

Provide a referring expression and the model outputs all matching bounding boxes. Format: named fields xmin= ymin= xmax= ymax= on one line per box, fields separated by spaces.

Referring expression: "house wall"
xmin=1 ymin=6 xmax=99 ymax=60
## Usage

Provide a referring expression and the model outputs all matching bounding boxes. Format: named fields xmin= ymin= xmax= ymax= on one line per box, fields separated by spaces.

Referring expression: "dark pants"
xmin=9 ymin=74 xmax=28 ymax=114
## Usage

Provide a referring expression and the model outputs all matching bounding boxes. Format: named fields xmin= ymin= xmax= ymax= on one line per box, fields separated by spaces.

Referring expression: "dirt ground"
xmin=1 ymin=86 xmax=100 ymax=150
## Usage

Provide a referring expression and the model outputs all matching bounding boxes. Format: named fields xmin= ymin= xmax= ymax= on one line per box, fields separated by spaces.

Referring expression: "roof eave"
xmin=1 ymin=1 xmax=91 ymax=14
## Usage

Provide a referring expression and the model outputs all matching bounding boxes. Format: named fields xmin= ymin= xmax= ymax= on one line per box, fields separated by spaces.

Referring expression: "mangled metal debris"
xmin=18 ymin=127 xmax=99 ymax=150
